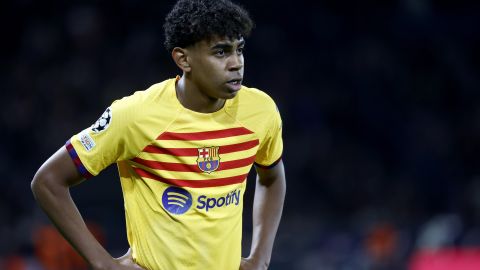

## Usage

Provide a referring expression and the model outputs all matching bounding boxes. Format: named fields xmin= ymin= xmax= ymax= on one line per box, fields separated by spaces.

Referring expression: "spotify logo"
xmin=162 ymin=187 xmax=192 ymax=215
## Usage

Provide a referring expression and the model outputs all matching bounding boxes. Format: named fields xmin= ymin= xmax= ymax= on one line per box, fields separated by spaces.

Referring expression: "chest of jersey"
xmin=124 ymin=109 xmax=260 ymax=217
xmin=133 ymin=125 xmax=258 ymax=180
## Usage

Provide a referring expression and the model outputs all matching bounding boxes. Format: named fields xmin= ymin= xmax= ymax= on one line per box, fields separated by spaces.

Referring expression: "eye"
xmin=237 ymin=47 xmax=244 ymax=55
xmin=215 ymin=49 xmax=225 ymax=57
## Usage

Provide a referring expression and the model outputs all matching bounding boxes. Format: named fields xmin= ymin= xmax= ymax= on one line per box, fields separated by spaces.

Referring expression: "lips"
xmin=225 ymin=78 xmax=243 ymax=92
xmin=227 ymin=78 xmax=242 ymax=84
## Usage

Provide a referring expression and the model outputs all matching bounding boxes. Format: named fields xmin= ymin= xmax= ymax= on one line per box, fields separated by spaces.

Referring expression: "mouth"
xmin=225 ymin=78 xmax=243 ymax=92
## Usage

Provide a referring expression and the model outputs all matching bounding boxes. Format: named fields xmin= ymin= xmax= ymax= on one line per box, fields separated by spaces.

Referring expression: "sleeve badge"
xmin=91 ymin=107 xmax=112 ymax=133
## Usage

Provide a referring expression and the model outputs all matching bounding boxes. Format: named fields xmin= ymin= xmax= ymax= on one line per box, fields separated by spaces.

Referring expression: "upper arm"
xmin=254 ymin=99 xmax=283 ymax=168
xmin=32 ymin=146 xmax=84 ymax=190
xmin=255 ymin=160 xmax=286 ymax=187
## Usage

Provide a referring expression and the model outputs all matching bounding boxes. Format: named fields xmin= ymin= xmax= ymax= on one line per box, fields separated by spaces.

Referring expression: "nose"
xmin=228 ymin=54 xmax=243 ymax=71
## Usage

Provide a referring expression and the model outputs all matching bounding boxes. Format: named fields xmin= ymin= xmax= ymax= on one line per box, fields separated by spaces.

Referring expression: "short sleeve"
xmin=66 ymin=98 xmax=140 ymax=178
xmin=254 ymin=107 xmax=283 ymax=168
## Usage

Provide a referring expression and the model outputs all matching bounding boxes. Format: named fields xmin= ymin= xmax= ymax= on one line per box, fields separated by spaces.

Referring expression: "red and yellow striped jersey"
xmin=66 ymin=77 xmax=283 ymax=270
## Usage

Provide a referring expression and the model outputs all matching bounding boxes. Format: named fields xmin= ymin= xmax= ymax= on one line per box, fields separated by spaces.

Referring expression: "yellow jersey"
xmin=66 ymin=77 xmax=283 ymax=270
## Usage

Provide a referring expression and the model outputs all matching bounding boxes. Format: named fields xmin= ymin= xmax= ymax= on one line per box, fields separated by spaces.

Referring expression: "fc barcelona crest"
xmin=197 ymin=146 xmax=220 ymax=173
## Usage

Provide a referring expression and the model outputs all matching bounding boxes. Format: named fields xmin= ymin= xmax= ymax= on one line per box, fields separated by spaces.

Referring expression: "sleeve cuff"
xmin=65 ymin=139 xmax=94 ymax=179
xmin=254 ymin=156 xmax=282 ymax=169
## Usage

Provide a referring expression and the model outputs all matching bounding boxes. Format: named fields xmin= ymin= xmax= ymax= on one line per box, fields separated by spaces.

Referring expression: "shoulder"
xmin=226 ymin=85 xmax=281 ymax=135
xmin=232 ymin=86 xmax=279 ymax=115
xmin=113 ymin=78 xmax=176 ymax=108
xmin=96 ymin=78 xmax=178 ymax=133
xmin=109 ymin=78 xmax=178 ymax=119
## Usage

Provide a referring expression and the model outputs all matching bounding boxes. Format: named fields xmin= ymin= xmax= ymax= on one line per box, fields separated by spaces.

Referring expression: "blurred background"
xmin=1 ymin=0 xmax=480 ymax=269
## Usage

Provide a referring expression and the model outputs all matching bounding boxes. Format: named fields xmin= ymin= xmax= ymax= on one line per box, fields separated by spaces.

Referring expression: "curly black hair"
xmin=163 ymin=0 xmax=254 ymax=51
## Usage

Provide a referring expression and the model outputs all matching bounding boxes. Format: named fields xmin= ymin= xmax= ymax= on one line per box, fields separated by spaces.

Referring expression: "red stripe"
xmin=142 ymin=139 xmax=259 ymax=156
xmin=133 ymin=167 xmax=247 ymax=188
xmin=65 ymin=140 xmax=94 ymax=179
xmin=157 ymin=127 xmax=253 ymax=141
xmin=219 ymin=139 xmax=259 ymax=154
xmin=132 ymin=154 xmax=256 ymax=172
xmin=66 ymin=142 xmax=74 ymax=151
xmin=219 ymin=155 xmax=256 ymax=170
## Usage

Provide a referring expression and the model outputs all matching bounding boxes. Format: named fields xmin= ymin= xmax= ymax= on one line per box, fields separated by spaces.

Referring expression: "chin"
xmin=221 ymin=87 xmax=241 ymax=99
xmin=223 ymin=91 xmax=239 ymax=99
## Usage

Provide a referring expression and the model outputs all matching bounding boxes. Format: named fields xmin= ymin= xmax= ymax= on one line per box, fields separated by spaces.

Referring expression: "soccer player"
xmin=31 ymin=0 xmax=286 ymax=269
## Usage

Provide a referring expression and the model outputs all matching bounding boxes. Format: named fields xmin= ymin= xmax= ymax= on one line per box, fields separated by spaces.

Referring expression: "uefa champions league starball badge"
xmin=91 ymin=107 xmax=112 ymax=133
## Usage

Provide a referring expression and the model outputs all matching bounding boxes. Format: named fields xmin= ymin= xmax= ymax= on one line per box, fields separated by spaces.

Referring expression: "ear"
xmin=171 ymin=47 xmax=191 ymax=72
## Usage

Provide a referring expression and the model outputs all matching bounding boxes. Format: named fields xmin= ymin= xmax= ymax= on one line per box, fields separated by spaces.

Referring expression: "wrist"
xmin=246 ymin=255 xmax=270 ymax=269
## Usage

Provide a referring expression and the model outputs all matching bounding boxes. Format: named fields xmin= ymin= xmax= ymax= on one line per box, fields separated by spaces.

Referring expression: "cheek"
xmin=192 ymin=57 xmax=226 ymax=84
xmin=206 ymin=59 xmax=223 ymax=71
xmin=203 ymin=61 xmax=225 ymax=79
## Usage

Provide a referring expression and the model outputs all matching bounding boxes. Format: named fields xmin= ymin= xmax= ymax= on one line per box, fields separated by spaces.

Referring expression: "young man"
xmin=31 ymin=0 xmax=286 ymax=269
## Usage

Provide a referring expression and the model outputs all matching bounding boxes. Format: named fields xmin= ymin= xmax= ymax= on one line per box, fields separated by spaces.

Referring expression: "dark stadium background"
xmin=1 ymin=0 xmax=480 ymax=269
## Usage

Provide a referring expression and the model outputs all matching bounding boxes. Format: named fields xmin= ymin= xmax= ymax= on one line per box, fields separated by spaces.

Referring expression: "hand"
xmin=114 ymin=248 xmax=146 ymax=270
xmin=240 ymin=257 xmax=268 ymax=270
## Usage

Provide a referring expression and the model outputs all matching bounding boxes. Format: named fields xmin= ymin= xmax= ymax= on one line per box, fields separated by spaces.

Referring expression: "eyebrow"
xmin=211 ymin=40 xmax=245 ymax=50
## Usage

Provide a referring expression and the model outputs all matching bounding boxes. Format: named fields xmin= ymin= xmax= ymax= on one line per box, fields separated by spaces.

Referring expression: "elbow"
xmin=31 ymin=170 xmax=47 ymax=199
xmin=31 ymin=168 xmax=61 ymax=200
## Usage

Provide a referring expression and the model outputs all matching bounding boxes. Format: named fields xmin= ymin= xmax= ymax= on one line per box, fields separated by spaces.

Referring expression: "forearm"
xmin=31 ymin=175 xmax=114 ymax=270
xmin=248 ymin=167 xmax=286 ymax=267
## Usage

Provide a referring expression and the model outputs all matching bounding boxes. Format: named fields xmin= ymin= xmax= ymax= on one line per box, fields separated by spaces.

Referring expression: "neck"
xmin=175 ymin=75 xmax=225 ymax=113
